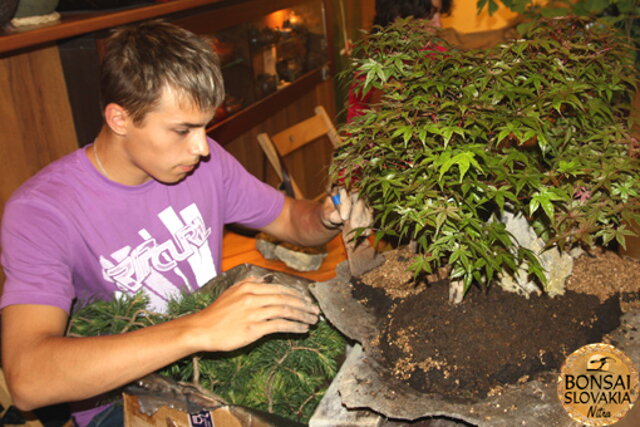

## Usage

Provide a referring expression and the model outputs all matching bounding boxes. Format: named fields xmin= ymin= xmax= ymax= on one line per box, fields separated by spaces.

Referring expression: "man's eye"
xmin=175 ymin=129 xmax=189 ymax=136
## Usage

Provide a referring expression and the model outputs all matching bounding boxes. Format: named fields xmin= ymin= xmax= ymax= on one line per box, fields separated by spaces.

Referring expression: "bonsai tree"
xmin=332 ymin=15 xmax=640 ymax=297
xmin=68 ymin=290 xmax=346 ymax=424
xmin=480 ymin=0 xmax=640 ymax=63
xmin=481 ymin=0 xmax=639 ymax=21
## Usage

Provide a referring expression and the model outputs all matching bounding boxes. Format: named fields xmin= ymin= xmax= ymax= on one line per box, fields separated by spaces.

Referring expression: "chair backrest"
xmin=257 ymin=105 xmax=340 ymax=200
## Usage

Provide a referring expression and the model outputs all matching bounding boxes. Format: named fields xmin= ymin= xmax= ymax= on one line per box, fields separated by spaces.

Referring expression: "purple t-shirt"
xmin=0 ymin=138 xmax=284 ymax=425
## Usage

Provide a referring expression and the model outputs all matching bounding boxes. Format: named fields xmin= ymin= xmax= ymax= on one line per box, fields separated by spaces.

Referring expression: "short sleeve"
xmin=1 ymin=198 xmax=76 ymax=312
xmin=209 ymin=140 xmax=285 ymax=229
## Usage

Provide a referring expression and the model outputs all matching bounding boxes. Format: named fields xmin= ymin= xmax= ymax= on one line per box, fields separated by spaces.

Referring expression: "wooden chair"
xmin=257 ymin=105 xmax=340 ymax=200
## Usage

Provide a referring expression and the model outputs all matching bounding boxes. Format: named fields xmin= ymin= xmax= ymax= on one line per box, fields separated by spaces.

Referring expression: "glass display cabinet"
xmin=164 ymin=0 xmax=333 ymax=145
xmin=193 ymin=1 xmax=329 ymax=126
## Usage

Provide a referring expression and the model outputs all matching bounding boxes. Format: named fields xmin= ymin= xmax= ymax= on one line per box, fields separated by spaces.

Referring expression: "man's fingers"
xmin=351 ymin=199 xmax=373 ymax=232
xmin=254 ymin=319 xmax=312 ymax=336
xmin=252 ymin=305 xmax=319 ymax=325
xmin=227 ymin=283 xmax=320 ymax=315
xmin=237 ymin=291 xmax=317 ymax=312
xmin=198 ymin=279 xmax=323 ymax=352
xmin=326 ymin=210 xmax=342 ymax=226
xmin=338 ymin=188 xmax=351 ymax=221
xmin=333 ymin=188 xmax=373 ymax=230
xmin=321 ymin=195 xmax=343 ymax=228
xmin=232 ymin=280 xmax=308 ymax=299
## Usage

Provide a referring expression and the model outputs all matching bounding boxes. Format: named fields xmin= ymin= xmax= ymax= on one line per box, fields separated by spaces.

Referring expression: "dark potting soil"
xmin=351 ymin=261 xmax=623 ymax=403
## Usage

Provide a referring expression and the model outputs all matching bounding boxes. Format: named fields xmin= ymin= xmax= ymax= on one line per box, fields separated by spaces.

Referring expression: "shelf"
xmin=0 ymin=1 xmax=226 ymax=54
xmin=0 ymin=0 xmax=310 ymax=57
xmin=208 ymin=66 xmax=326 ymax=143
xmin=1 ymin=0 xmax=334 ymax=145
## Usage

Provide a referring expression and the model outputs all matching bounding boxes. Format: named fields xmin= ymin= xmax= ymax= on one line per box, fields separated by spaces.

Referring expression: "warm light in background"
xmin=265 ymin=9 xmax=286 ymax=28
xmin=288 ymin=11 xmax=302 ymax=26
xmin=264 ymin=9 xmax=304 ymax=29
xmin=442 ymin=0 xmax=551 ymax=33
xmin=441 ymin=0 xmax=521 ymax=33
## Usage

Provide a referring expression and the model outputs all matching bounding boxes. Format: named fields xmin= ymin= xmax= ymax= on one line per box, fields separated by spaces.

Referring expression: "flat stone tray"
xmin=124 ymin=264 xmax=313 ymax=426
xmin=310 ymin=262 xmax=640 ymax=426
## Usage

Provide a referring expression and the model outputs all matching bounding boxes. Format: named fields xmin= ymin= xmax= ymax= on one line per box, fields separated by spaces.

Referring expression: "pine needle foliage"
xmin=68 ymin=291 xmax=346 ymax=424
xmin=333 ymin=16 xmax=640 ymax=293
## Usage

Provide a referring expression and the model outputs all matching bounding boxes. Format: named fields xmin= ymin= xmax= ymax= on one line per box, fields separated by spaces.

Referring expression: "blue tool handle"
xmin=331 ymin=193 xmax=341 ymax=207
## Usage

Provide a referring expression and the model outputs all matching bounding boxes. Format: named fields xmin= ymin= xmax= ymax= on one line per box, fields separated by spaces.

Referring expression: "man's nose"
xmin=190 ymin=129 xmax=210 ymax=157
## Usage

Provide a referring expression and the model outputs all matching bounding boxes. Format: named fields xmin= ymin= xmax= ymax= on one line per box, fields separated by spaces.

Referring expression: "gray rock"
xmin=498 ymin=211 xmax=582 ymax=298
xmin=255 ymin=238 xmax=279 ymax=260
xmin=256 ymin=236 xmax=328 ymax=272
xmin=274 ymin=245 xmax=328 ymax=272
xmin=310 ymin=345 xmax=382 ymax=427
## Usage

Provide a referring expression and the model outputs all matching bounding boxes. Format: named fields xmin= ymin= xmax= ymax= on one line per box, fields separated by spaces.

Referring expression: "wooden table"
xmin=221 ymin=231 xmax=347 ymax=282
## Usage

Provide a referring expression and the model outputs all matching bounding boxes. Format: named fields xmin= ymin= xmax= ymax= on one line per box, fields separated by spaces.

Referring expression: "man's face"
xmin=122 ymin=87 xmax=215 ymax=185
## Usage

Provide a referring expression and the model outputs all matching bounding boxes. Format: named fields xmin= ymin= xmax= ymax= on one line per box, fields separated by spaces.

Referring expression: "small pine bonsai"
xmin=332 ymin=15 xmax=640 ymax=295
xmin=68 ymin=290 xmax=346 ymax=424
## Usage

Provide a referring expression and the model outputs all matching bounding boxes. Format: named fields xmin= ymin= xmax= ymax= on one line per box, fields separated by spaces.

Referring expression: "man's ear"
xmin=104 ymin=103 xmax=130 ymax=136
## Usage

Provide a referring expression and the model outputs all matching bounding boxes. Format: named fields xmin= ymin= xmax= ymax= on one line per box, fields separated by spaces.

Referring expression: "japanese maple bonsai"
xmin=332 ymin=15 xmax=640 ymax=297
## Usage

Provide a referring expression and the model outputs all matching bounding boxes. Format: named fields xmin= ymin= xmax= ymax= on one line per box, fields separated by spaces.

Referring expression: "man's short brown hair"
xmin=100 ymin=20 xmax=224 ymax=125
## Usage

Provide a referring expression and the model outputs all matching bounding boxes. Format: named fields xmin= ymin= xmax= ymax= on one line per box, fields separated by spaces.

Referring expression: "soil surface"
xmin=351 ymin=246 xmax=640 ymax=403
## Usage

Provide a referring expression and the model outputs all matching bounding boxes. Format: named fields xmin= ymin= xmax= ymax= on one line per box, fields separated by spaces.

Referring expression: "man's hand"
xmin=322 ymin=188 xmax=373 ymax=234
xmin=1 ymin=277 xmax=319 ymax=410
xmin=191 ymin=276 xmax=320 ymax=352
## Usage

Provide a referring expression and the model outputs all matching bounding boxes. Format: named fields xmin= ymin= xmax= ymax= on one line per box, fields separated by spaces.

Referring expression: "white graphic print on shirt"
xmin=98 ymin=204 xmax=216 ymax=311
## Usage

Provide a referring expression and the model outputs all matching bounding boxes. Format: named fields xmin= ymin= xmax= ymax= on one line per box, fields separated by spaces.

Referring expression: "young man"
xmin=0 ymin=20 xmax=362 ymax=426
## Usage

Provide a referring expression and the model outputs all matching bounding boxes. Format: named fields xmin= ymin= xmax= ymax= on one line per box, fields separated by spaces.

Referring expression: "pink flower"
xmin=574 ymin=186 xmax=591 ymax=202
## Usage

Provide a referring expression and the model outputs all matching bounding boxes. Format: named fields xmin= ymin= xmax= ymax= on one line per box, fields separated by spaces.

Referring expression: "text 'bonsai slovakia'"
xmin=332 ymin=16 xmax=640 ymax=298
